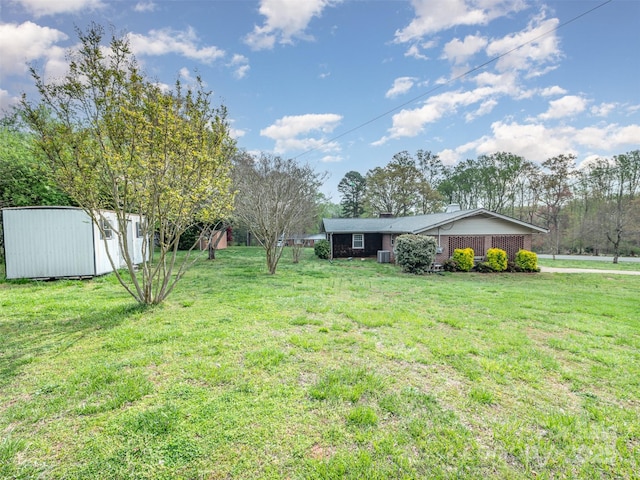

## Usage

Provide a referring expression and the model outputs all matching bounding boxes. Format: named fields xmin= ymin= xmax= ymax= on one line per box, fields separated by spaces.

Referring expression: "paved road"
xmin=538 ymin=254 xmax=640 ymax=263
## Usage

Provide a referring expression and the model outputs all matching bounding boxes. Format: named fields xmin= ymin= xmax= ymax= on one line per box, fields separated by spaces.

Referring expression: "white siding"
xmin=93 ymin=210 xmax=121 ymax=275
xmin=3 ymin=207 xmax=149 ymax=279
xmin=3 ymin=207 xmax=95 ymax=279
xmin=420 ymin=216 xmax=534 ymax=235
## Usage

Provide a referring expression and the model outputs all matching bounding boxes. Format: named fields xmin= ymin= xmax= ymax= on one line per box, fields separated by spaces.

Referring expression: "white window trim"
xmin=352 ymin=233 xmax=364 ymax=249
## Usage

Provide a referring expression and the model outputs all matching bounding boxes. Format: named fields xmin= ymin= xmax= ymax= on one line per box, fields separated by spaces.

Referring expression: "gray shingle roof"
xmin=322 ymin=209 xmax=548 ymax=234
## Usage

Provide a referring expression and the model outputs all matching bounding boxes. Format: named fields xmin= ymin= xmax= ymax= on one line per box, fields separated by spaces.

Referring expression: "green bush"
xmin=314 ymin=239 xmax=331 ymax=259
xmin=515 ymin=249 xmax=538 ymax=272
xmin=395 ymin=234 xmax=437 ymax=274
xmin=452 ymin=248 xmax=474 ymax=272
xmin=442 ymin=258 xmax=459 ymax=272
xmin=486 ymin=248 xmax=508 ymax=272
xmin=475 ymin=261 xmax=494 ymax=273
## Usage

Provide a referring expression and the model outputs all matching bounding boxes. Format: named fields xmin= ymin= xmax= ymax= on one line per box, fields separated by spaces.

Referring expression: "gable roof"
xmin=322 ymin=209 xmax=548 ymax=234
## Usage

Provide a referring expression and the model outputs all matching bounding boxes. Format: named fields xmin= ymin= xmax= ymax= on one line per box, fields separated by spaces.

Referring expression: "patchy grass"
xmin=1 ymin=247 xmax=639 ymax=479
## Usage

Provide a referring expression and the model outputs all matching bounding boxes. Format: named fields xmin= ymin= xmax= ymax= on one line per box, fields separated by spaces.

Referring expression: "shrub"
xmin=442 ymin=258 xmax=459 ymax=272
xmin=452 ymin=248 xmax=474 ymax=272
xmin=515 ymin=249 xmax=538 ymax=272
xmin=314 ymin=239 xmax=331 ymax=259
xmin=486 ymin=248 xmax=508 ymax=272
xmin=475 ymin=261 xmax=494 ymax=273
xmin=395 ymin=234 xmax=437 ymax=274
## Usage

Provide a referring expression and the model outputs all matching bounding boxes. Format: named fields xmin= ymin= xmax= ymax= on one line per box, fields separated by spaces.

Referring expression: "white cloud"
xmin=404 ymin=40 xmax=437 ymax=60
xmin=436 ymin=148 xmax=459 ymax=166
xmin=0 ymin=89 xmax=18 ymax=113
xmin=179 ymin=67 xmax=195 ymax=83
xmin=540 ymin=85 xmax=567 ymax=97
xmin=465 ymin=98 xmax=497 ymax=121
xmin=260 ymin=113 xmax=342 ymax=153
xmin=321 ymin=155 xmax=343 ymax=163
xmin=245 ymin=0 xmax=340 ymax=50
xmin=0 ymin=22 xmax=68 ymax=78
xmin=229 ymin=128 xmax=246 ymax=140
xmin=12 ymin=0 xmax=103 ymax=16
xmin=486 ymin=15 xmax=561 ymax=74
xmin=385 ymin=77 xmax=417 ymax=98
xmin=441 ymin=120 xmax=640 ymax=164
xmin=134 ymin=1 xmax=156 ymax=12
xmin=395 ymin=0 xmax=526 ymax=43
xmin=228 ymin=54 xmax=250 ymax=79
xmin=127 ymin=27 xmax=225 ymax=63
xmin=590 ymin=102 xmax=617 ymax=117
xmin=442 ymin=34 xmax=487 ymax=64
xmin=374 ymin=85 xmax=510 ymax=145
xmin=538 ymin=95 xmax=587 ymax=120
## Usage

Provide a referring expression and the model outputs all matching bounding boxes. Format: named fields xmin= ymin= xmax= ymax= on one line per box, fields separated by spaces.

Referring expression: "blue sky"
xmin=1 ymin=0 xmax=639 ymax=200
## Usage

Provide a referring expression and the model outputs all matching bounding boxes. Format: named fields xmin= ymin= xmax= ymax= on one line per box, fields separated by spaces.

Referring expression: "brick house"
xmin=321 ymin=206 xmax=548 ymax=262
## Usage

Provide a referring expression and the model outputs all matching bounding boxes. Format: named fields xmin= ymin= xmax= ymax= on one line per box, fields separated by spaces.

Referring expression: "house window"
xmin=100 ymin=219 xmax=113 ymax=239
xmin=135 ymin=221 xmax=143 ymax=238
xmin=352 ymin=233 xmax=364 ymax=249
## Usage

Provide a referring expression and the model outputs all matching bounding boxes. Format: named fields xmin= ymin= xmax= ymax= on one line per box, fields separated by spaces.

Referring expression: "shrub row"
xmin=444 ymin=247 xmax=539 ymax=273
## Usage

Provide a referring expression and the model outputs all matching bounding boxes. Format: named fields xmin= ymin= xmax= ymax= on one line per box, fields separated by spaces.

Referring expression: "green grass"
xmin=538 ymin=257 xmax=640 ymax=271
xmin=1 ymin=247 xmax=639 ymax=479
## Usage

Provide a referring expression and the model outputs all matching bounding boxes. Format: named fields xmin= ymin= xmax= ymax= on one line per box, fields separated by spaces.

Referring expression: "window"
xmin=135 ymin=221 xmax=143 ymax=238
xmin=352 ymin=233 xmax=364 ymax=249
xmin=100 ymin=219 xmax=113 ymax=239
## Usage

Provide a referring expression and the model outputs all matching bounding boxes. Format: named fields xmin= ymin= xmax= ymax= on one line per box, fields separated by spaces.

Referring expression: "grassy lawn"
xmin=538 ymin=258 xmax=640 ymax=271
xmin=1 ymin=247 xmax=638 ymax=479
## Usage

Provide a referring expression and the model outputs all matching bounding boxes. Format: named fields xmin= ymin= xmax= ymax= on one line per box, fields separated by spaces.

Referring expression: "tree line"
xmin=337 ymin=149 xmax=640 ymax=262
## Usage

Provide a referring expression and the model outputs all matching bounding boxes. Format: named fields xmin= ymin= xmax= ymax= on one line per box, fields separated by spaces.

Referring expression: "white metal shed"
xmin=2 ymin=206 xmax=149 ymax=279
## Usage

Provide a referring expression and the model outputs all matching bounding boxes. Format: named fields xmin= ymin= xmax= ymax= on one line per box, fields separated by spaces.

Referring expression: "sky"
xmin=1 ymin=0 xmax=639 ymax=201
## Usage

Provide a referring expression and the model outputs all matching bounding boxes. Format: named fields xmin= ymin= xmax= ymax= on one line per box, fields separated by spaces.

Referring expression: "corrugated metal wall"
xmin=3 ymin=207 xmax=95 ymax=279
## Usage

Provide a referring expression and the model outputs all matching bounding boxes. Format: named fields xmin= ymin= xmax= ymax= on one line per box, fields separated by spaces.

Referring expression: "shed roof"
xmin=322 ymin=209 xmax=548 ymax=234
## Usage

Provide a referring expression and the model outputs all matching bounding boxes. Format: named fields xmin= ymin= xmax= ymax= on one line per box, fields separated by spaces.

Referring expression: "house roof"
xmin=322 ymin=208 xmax=548 ymax=234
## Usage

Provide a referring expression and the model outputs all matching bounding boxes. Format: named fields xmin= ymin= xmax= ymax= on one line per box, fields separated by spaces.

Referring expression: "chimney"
xmin=445 ymin=204 xmax=461 ymax=213
xmin=379 ymin=212 xmax=394 ymax=218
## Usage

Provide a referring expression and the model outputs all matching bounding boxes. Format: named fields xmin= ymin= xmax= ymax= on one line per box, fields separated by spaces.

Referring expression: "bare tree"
xmin=233 ymin=153 xmax=325 ymax=274
xmin=533 ymin=154 xmax=576 ymax=258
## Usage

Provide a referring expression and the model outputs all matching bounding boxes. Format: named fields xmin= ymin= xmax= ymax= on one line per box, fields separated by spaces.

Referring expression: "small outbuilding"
xmin=2 ymin=206 xmax=149 ymax=280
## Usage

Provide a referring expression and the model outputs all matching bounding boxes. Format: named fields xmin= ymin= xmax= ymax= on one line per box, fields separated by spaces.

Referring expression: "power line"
xmin=294 ymin=0 xmax=614 ymax=160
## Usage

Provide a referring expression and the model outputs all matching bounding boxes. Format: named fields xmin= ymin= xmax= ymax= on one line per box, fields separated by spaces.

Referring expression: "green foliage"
xmin=0 ymin=127 xmax=72 ymax=208
xmin=314 ymin=239 xmax=331 ymax=259
xmin=442 ymin=258 xmax=459 ymax=272
xmin=515 ymin=249 xmax=539 ymax=272
xmin=475 ymin=261 xmax=494 ymax=273
xmin=452 ymin=248 xmax=474 ymax=272
xmin=20 ymin=24 xmax=236 ymax=304
xmin=486 ymin=248 xmax=508 ymax=272
xmin=338 ymin=171 xmax=366 ymax=218
xmin=394 ymin=234 xmax=437 ymax=274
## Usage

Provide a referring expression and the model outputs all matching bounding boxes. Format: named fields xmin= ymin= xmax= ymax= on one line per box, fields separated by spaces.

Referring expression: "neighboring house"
xmin=283 ymin=233 xmax=327 ymax=247
xmin=2 ymin=206 xmax=150 ymax=279
xmin=321 ymin=206 xmax=548 ymax=262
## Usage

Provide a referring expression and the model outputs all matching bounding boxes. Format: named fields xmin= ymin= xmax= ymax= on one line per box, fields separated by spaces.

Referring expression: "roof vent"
xmin=378 ymin=212 xmax=394 ymax=218
xmin=445 ymin=203 xmax=461 ymax=213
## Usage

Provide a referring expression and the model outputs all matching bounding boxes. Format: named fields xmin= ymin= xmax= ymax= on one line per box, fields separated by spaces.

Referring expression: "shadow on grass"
xmin=0 ymin=302 xmax=146 ymax=388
